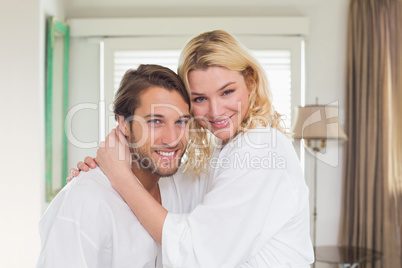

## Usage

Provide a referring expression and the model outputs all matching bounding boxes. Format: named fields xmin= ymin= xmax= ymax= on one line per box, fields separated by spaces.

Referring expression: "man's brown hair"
xmin=113 ymin=64 xmax=189 ymax=120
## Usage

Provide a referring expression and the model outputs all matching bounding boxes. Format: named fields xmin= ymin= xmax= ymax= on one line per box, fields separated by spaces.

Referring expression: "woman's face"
xmin=188 ymin=66 xmax=251 ymax=142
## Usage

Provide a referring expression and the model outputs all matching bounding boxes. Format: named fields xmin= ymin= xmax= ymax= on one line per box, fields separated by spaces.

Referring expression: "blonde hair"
xmin=178 ymin=30 xmax=291 ymax=175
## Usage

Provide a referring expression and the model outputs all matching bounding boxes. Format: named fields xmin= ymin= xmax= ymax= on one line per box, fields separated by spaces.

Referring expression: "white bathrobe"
xmin=162 ymin=126 xmax=315 ymax=267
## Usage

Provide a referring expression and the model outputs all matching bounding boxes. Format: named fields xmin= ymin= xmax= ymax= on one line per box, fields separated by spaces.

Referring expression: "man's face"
xmin=127 ymin=87 xmax=190 ymax=177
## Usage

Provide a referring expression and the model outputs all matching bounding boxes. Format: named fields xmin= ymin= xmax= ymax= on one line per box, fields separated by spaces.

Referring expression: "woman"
xmin=71 ymin=30 xmax=314 ymax=267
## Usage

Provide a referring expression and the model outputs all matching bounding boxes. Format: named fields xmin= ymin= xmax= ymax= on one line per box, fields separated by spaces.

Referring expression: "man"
xmin=37 ymin=65 xmax=191 ymax=268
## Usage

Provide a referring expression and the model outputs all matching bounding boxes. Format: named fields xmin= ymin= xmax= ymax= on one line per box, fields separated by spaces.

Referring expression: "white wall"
xmin=67 ymin=38 xmax=100 ymax=171
xmin=299 ymin=1 xmax=349 ymax=249
xmin=0 ymin=0 xmax=65 ymax=267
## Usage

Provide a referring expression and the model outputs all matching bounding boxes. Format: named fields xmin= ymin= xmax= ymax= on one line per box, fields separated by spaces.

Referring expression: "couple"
xmin=38 ymin=30 xmax=314 ymax=267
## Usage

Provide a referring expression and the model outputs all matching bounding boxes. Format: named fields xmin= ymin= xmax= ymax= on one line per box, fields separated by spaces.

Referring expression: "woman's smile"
xmin=208 ymin=114 xmax=235 ymax=129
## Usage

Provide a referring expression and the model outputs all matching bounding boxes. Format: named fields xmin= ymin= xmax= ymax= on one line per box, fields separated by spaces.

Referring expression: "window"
xmin=113 ymin=50 xmax=181 ymax=90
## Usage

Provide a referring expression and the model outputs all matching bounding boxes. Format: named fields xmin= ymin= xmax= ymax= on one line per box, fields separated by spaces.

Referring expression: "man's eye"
xmin=148 ymin=119 xmax=161 ymax=124
xmin=193 ymin=97 xmax=206 ymax=103
xmin=177 ymin=119 xmax=189 ymax=125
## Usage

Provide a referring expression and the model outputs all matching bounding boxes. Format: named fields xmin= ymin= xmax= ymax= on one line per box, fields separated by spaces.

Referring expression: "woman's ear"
xmin=247 ymin=78 xmax=254 ymax=94
xmin=245 ymin=67 xmax=255 ymax=94
xmin=116 ymin=115 xmax=130 ymax=136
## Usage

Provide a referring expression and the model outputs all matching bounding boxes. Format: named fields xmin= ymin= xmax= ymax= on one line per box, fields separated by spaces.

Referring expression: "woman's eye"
xmin=223 ymin=89 xmax=234 ymax=96
xmin=193 ymin=97 xmax=206 ymax=103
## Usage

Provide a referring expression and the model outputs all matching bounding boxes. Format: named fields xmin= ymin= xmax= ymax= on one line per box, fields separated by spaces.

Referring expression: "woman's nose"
xmin=208 ymin=98 xmax=224 ymax=119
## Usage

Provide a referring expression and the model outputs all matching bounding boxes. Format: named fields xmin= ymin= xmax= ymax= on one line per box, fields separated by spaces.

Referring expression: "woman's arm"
xmin=66 ymin=127 xmax=169 ymax=243
xmin=95 ymin=128 xmax=167 ymax=244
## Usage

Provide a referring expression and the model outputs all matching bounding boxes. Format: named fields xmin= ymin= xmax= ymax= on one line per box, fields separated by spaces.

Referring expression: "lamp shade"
xmin=292 ymin=105 xmax=347 ymax=140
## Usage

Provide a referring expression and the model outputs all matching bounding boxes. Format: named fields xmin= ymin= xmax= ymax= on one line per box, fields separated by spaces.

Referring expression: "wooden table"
xmin=315 ymin=246 xmax=382 ymax=268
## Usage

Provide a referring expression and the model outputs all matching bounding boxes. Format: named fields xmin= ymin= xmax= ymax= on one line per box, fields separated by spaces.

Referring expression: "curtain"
xmin=339 ymin=0 xmax=402 ymax=267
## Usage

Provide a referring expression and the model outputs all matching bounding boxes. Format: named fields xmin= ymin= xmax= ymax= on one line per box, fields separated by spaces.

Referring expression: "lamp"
xmin=292 ymin=105 xmax=347 ymax=251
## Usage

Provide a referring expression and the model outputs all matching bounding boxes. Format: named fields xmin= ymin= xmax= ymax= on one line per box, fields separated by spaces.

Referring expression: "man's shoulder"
xmin=60 ymin=167 xmax=106 ymax=197
xmin=72 ymin=167 xmax=110 ymax=188
xmin=47 ymin=167 xmax=115 ymax=213
xmin=39 ymin=168 xmax=118 ymax=229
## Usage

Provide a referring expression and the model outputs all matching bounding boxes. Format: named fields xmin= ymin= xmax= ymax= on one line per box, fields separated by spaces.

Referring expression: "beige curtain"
xmin=340 ymin=0 xmax=402 ymax=267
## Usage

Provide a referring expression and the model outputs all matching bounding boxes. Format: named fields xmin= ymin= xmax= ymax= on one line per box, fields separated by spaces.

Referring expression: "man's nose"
xmin=161 ymin=124 xmax=182 ymax=147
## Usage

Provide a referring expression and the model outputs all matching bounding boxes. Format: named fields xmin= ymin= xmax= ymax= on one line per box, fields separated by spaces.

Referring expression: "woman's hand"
xmin=95 ymin=126 xmax=166 ymax=244
xmin=95 ymin=127 xmax=132 ymax=188
xmin=66 ymin=157 xmax=97 ymax=183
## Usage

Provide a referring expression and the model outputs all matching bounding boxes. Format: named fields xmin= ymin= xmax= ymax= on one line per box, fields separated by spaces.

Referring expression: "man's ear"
xmin=116 ymin=115 xmax=130 ymax=136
